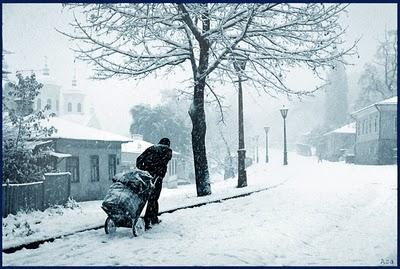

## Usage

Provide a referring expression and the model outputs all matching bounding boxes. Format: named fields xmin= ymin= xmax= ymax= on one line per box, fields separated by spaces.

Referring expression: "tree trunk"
xmin=189 ymin=80 xmax=211 ymax=196
xmin=187 ymin=5 xmax=212 ymax=197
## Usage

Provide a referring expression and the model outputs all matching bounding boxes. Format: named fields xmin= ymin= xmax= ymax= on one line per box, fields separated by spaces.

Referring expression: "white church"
xmin=33 ymin=58 xmax=101 ymax=129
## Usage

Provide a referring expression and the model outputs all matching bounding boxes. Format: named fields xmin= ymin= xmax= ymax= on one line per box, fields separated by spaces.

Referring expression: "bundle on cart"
xmin=101 ymin=169 xmax=155 ymax=236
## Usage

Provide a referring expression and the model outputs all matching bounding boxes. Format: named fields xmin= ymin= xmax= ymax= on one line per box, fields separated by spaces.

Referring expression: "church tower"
xmin=35 ymin=56 xmax=62 ymax=116
xmin=62 ymin=67 xmax=86 ymax=116
xmin=58 ymin=65 xmax=101 ymax=129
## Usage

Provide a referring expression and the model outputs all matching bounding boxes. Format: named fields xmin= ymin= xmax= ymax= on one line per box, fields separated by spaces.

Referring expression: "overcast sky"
xmin=2 ymin=3 xmax=397 ymax=136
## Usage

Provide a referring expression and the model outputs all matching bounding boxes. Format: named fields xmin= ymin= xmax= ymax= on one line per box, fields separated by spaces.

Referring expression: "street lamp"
xmin=280 ymin=106 xmax=289 ymax=165
xmin=255 ymin=135 xmax=259 ymax=163
xmin=233 ymin=52 xmax=248 ymax=188
xmin=264 ymin=126 xmax=270 ymax=163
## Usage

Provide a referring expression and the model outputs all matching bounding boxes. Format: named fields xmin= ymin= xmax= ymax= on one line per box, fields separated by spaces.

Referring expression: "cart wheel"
xmin=132 ymin=220 xmax=138 ymax=237
xmin=105 ymin=217 xmax=117 ymax=234
xmin=132 ymin=217 xmax=144 ymax=237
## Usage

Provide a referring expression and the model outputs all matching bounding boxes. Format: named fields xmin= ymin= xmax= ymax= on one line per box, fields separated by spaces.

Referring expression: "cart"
xmin=101 ymin=170 xmax=156 ymax=236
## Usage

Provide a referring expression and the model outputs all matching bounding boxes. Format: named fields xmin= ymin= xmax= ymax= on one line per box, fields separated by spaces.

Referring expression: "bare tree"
xmin=60 ymin=3 xmax=356 ymax=196
xmin=355 ymin=29 xmax=397 ymax=109
xmin=375 ymin=30 xmax=397 ymax=96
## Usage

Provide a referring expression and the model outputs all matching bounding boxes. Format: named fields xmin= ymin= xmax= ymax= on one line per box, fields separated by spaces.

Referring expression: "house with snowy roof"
xmin=320 ymin=122 xmax=356 ymax=161
xmin=39 ymin=117 xmax=132 ymax=201
xmin=351 ymin=96 xmax=397 ymax=165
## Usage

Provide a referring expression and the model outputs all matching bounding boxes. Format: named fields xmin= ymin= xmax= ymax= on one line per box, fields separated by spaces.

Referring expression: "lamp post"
xmin=264 ymin=126 xmax=270 ymax=163
xmin=280 ymin=106 xmax=289 ymax=165
xmin=233 ymin=52 xmax=248 ymax=188
xmin=255 ymin=135 xmax=259 ymax=163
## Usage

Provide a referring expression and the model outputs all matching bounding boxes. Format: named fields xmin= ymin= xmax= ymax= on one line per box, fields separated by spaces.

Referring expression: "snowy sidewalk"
xmin=3 ymin=150 xmax=397 ymax=266
xmin=2 ymin=151 xmax=289 ymax=250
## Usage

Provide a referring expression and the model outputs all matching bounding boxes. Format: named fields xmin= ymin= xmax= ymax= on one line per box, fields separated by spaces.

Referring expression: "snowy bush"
xmin=65 ymin=197 xmax=81 ymax=210
xmin=2 ymin=72 xmax=56 ymax=183
xmin=2 ymin=212 xmax=37 ymax=238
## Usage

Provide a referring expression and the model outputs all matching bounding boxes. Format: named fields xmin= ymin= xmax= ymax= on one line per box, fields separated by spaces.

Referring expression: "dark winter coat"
xmin=136 ymin=144 xmax=172 ymax=179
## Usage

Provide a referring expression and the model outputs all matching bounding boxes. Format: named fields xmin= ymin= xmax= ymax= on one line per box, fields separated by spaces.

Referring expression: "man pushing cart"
xmin=101 ymin=138 xmax=172 ymax=236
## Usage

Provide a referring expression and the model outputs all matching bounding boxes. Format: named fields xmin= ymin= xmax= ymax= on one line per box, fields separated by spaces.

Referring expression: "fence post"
xmin=42 ymin=176 xmax=46 ymax=211
xmin=67 ymin=173 xmax=71 ymax=198
xmin=5 ymin=179 xmax=10 ymax=217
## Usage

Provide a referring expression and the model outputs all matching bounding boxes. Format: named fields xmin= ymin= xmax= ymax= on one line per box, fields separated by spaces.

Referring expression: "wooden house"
xmin=40 ymin=117 xmax=131 ymax=201
xmin=321 ymin=122 xmax=356 ymax=161
xmin=351 ymin=96 xmax=397 ymax=165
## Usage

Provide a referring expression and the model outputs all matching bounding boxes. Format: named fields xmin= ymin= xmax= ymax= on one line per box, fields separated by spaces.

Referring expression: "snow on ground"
xmin=2 ymin=149 xmax=287 ymax=250
xmin=3 ymin=149 xmax=397 ymax=266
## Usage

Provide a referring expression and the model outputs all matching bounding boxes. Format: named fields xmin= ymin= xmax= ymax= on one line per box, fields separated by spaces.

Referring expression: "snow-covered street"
xmin=3 ymin=150 xmax=397 ymax=266
xmin=3 ymin=2 xmax=398 ymax=267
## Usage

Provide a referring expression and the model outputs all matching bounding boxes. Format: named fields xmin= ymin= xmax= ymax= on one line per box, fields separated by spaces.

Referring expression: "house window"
xmin=168 ymin=159 xmax=176 ymax=176
xmin=361 ymin=120 xmax=364 ymax=134
xmin=47 ymin=98 xmax=52 ymax=109
xmin=368 ymin=118 xmax=372 ymax=134
xmin=364 ymin=119 xmax=368 ymax=134
xmin=362 ymin=120 xmax=365 ymax=134
xmin=77 ymin=103 xmax=82 ymax=113
xmin=374 ymin=117 xmax=378 ymax=132
xmin=56 ymin=100 xmax=59 ymax=111
xmin=37 ymin=99 xmax=41 ymax=110
xmin=66 ymin=157 xmax=80 ymax=183
xmin=108 ymin=154 xmax=117 ymax=180
xmin=90 ymin=155 xmax=100 ymax=182
xmin=68 ymin=102 xmax=72 ymax=112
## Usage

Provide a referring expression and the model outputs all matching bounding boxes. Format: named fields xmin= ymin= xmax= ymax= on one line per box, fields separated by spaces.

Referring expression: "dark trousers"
xmin=144 ymin=176 xmax=163 ymax=225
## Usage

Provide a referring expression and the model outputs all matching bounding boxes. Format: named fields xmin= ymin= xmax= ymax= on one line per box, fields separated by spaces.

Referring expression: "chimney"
xmin=43 ymin=56 xmax=50 ymax=76
xmin=72 ymin=66 xmax=77 ymax=87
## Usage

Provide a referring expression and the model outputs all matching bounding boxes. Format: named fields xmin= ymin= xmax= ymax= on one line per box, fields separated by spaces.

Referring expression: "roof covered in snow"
xmin=377 ymin=96 xmax=397 ymax=105
xmin=122 ymin=139 xmax=180 ymax=155
xmin=42 ymin=117 xmax=131 ymax=142
xmin=323 ymin=122 xmax=356 ymax=136
xmin=351 ymin=96 xmax=397 ymax=116
xmin=59 ymin=114 xmax=90 ymax=125
xmin=122 ymin=139 xmax=154 ymax=154
xmin=58 ymin=113 xmax=101 ymax=129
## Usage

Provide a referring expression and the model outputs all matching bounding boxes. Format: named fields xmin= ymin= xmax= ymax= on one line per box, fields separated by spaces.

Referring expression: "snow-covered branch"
xmin=61 ymin=3 xmax=355 ymax=95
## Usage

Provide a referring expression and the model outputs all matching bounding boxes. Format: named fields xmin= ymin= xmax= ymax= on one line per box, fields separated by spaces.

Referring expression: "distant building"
xmin=34 ymin=60 xmax=63 ymax=117
xmin=2 ymin=49 xmax=13 ymax=82
xmin=351 ymin=96 xmax=397 ymax=165
xmin=39 ymin=117 xmax=131 ymax=201
xmin=34 ymin=60 xmax=102 ymax=129
xmin=320 ymin=122 xmax=356 ymax=161
xmin=295 ymin=143 xmax=312 ymax=157
xmin=3 ymin=56 xmax=102 ymax=129
xmin=120 ymin=134 xmax=189 ymax=188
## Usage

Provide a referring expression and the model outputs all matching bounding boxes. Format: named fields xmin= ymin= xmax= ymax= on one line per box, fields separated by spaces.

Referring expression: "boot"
xmin=144 ymin=220 xmax=152 ymax=231
xmin=151 ymin=218 xmax=162 ymax=225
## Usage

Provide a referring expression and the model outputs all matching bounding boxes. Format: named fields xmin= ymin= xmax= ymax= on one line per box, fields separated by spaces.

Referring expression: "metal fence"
xmin=2 ymin=172 xmax=71 ymax=218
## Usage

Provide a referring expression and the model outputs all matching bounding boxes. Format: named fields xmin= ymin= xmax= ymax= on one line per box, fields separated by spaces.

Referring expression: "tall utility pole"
xmin=264 ymin=127 xmax=270 ymax=163
xmin=256 ymin=135 xmax=259 ymax=163
xmin=234 ymin=53 xmax=248 ymax=188
xmin=280 ymin=106 xmax=289 ymax=165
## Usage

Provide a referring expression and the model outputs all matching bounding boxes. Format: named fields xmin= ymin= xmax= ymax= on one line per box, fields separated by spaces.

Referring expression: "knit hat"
xmin=159 ymin=138 xmax=170 ymax=147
